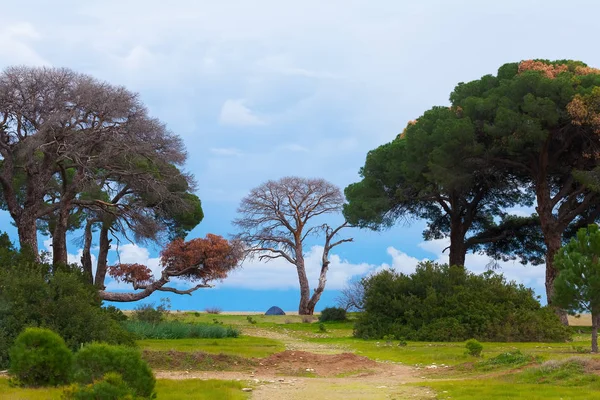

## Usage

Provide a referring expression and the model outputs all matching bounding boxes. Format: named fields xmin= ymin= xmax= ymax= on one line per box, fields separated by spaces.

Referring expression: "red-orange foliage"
xmin=518 ymin=60 xmax=568 ymax=79
xmin=106 ymin=234 xmax=243 ymax=293
xmin=108 ymin=263 xmax=154 ymax=285
xmin=160 ymin=234 xmax=243 ymax=282
xmin=567 ymin=88 xmax=600 ymax=134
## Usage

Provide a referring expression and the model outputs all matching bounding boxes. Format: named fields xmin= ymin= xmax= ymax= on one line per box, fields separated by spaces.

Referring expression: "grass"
xmin=417 ymin=358 xmax=600 ymax=399
xmin=137 ymin=335 xmax=285 ymax=358
xmin=0 ymin=378 xmax=250 ymax=400
xmin=124 ymin=320 xmax=239 ymax=339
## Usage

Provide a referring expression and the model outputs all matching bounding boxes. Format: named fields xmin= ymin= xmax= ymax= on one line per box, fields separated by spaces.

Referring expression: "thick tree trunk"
xmin=51 ymin=203 xmax=71 ymax=267
xmin=295 ymin=243 xmax=313 ymax=315
xmin=94 ymin=223 xmax=111 ymax=289
xmin=17 ymin=214 xmax=38 ymax=260
xmin=449 ymin=216 xmax=467 ymax=267
xmin=543 ymin=232 xmax=568 ymax=323
xmin=81 ymin=218 xmax=95 ymax=284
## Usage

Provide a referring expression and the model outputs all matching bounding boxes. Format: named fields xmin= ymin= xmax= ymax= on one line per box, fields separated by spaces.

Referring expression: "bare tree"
xmin=336 ymin=278 xmax=365 ymax=312
xmin=234 ymin=177 xmax=353 ymax=315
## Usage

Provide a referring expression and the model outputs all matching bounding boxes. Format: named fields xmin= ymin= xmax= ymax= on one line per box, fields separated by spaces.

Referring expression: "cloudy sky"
xmin=2 ymin=0 xmax=599 ymax=310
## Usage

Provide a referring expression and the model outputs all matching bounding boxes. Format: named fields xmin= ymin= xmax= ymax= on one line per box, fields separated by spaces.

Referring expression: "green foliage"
xmin=63 ymin=372 xmax=140 ymax=400
xmin=131 ymin=303 xmax=168 ymax=325
xmin=246 ymin=316 xmax=257 ymax=324
xmin=102 ymin=306 xmax=128 ymax=322
xmin=9 ymin=328 xmax=72 ymax=387
xmin=475 ymin=350 xmax=538 ymax=370
xmin=353 ymin=262 xmax=571 ymax=342
xmin=554 ymin=224 xmax=600 ymax=316
xmin=73 ymin=343 xmax=155 ymax=398
xmin=0 ymin=249 xmax=135 ymax=368
xmin=318 ymin=323 xmax=327 ymax=333
xmin=123 ymin=321 xmax=239 ymax=339
xmin=465 ymin=339 xmax=483 ymax=357
xmin=319 ymin=307 xmax=347 ymax=322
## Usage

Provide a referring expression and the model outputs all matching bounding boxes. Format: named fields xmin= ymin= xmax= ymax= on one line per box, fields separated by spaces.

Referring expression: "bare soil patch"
xmin=257 ymin=350 xmax=378 ymax=377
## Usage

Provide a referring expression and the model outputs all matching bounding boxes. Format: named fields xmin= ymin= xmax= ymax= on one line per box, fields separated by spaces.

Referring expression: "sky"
xmin=1 ymin=0 xmax=599 ymax=311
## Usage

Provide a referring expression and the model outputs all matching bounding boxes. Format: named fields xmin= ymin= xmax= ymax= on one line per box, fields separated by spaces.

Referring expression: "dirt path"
xmin=155 ymin=328 xmax=432 ymax=399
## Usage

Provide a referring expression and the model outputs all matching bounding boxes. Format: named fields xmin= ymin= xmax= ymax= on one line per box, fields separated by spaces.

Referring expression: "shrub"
xmin=246 ymin=316 xmax=257 ymax=324
xmin=131 ymin=304 xmax=166 ymax=325
xmin=354 ymin=262 xmax=571 ymax=342
xmin=102 ymin=306 xmax=128 ymax=322
xmin=73 ymin=343 xmax=155 ymax=398
xmin=319 ymin=307 xmax=347 ymax=322
xmin=205 ymin=307 xmax=222 ymax=314
xmin=476 ymin=350 xmax=538 ymax=371
xmin=465 ymin=339 xmax=483 ymax=357
xmin=123 ymin=321 xmax=239 ymax=339
xmin=63 ymin=372 xmax=139 ymax=400
xmin=318 ymin=323 xmax=327 ymax=333
xmin=9 ymin=327 xmax=72 ymax=387
xmin=0 ymin=251 xmax=135 ymax=368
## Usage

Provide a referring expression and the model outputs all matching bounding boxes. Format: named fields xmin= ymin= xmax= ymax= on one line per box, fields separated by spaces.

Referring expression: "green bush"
xmin=63 ymin=372 xmax=140 ymax=400
xmin=123 ymin=321 xmax=239 ymax=339
xmin=131 ymin=303 xmax=167 ymax=325
xmin=73 ymin=343 xmax=155 ymax=398
xmin=353 ymin=262 xmax=571 ymax=342
xmin=9 ymin=327 xmax=72 ymax=387
xmin=318 ymin=307 xmax=347 ymax=322
xmin=465 ymin=339 xmax=483 ymax=357
xmin=476 ymin=350 xmax=539 ymax=371
xmin=0 ymin=244 xmax=135 ymax=368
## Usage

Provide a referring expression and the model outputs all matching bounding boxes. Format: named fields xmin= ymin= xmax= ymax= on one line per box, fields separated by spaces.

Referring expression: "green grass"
xmin=418 ymin=358 xmax=600 ymax=399
xmin=0 ymin=378 xmax=250 ymax=400
xmin=137 ymin=335 xmax=285 ymax=358
xmin=124 ymin=320 xmax=239 ymax=339
xmin=419 ymin=379 xmax=600 ymax=400
xmin=301 ymin=334 xmax=597 ymax=366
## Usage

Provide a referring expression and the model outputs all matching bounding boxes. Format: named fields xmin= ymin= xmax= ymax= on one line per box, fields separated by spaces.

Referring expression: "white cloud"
xmin=220 ymin=245 xmax=374 ymax=290
xmin=0 ymin=22 xmax=49 ymax=67
xmin=210 ymin=147 xmax=243 ymax=156
xmin=219 ymin=99 xmax=265 ymax=126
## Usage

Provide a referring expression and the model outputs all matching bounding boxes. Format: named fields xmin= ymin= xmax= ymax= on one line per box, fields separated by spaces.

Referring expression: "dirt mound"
xmin=257 ymin=350 xmax=379 ymax=377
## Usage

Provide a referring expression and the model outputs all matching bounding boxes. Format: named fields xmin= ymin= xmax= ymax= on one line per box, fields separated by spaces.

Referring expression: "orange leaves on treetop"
xmin=160 ymin=234 xmax=243 ymax=282
xmin=568 ymin=87 xmax=600 ymax=134
xmin=518 ymin=60 xmax=568 ymax=79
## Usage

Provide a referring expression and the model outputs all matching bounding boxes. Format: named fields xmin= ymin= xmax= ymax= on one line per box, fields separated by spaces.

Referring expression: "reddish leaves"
xmin=108 ymin=263 xmax=153 ymax=285
xmin=518 ymin=60 xmax=568 ymax=79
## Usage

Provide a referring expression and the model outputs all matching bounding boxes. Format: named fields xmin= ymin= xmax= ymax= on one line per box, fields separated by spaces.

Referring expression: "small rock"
xmin=252 ymin=378 xmax=260 ymax=383
xmin=278 ymin=378 xmax=285 ymax=382
xmin=241 ymin=388 xmax=253 ymax=392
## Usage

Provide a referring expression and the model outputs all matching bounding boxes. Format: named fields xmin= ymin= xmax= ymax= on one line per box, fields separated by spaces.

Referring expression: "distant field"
xmin=568 ymin=314 xmax=592 ymax=326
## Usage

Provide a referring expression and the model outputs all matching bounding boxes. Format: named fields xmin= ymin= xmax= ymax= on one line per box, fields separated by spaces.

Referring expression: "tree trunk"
xmin=543 ymin=232 xmax=568 ymax=323
xmin=295 ymin=243 xmax=312 ymax=315
xmin=51 ymin=203 xmax=71 ymax=267
xmin=94 ymin=222 xmax=111 ymax=289
xmin=449 ymin=216 xmax=466 ymax=267
xmin=81 ymin=218 xmax=95 ymax=284
xmin=592 ymin=312 xmax=599 ymax=353
xmin=17 ymin=214 xmax=38 ymax=260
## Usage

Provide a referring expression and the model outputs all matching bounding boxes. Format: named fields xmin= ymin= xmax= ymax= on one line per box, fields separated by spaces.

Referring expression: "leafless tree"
xmin=336 ymin=278 xmax=365 ymax=312
xmin=234 ymin=177 xmax=353 ymax=315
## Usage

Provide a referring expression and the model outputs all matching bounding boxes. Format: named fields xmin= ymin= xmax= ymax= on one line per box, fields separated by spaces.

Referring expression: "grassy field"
xmin=3 ymin=312 xmax=599 ymax=399
xmin=138 ymin=335 xmax=285 ymax=358
xmin=0 ymin=378 xmax=250 ymax=400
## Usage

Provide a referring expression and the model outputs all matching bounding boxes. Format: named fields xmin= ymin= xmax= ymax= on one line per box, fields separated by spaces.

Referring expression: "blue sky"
xmin=1 ymin=0 xmax=599 ymax=311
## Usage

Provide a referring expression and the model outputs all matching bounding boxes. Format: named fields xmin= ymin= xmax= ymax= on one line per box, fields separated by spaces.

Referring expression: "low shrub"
xmin=205 ymin=307 xmax=222 ymax=315
xmin=519 ymin=358 xmax=600 ymax=386
xmin=63 ymin=372 xmax=139 ymax=400
xmin=319 ymin=307 xmax=347 ymax=322
xmin=123 ymin=321 xmax=239 ymax=339
xmin=9 ymin=327 xmax=72 ymax=387
xmin=475 ymin=350 xmax=539 ymax=371
xmin=131 ymin=304 xmax=166 ymax=325
xmin=465 ymin=339 xmax=483 ymax=357
xmin=354 ymin=263 xmax=571 ymax=342
xmin=246 ymin=316 xmax=257 ymax=324
xmin=102 ymin=306 xmax=128 ymax=322
xmin=73 ymin=343 xmax=155 ymax=398
xmin=318 ymin=323 xmax=327 ymax=333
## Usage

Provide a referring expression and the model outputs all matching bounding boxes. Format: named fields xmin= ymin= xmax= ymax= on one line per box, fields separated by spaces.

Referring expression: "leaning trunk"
xmin=94 ymin=222 xmax=111 ymax=289
xmin=295 ymin=243 xmax=312 ymax=315
xmin=17 ymin=214 xmax=38 ymax=260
